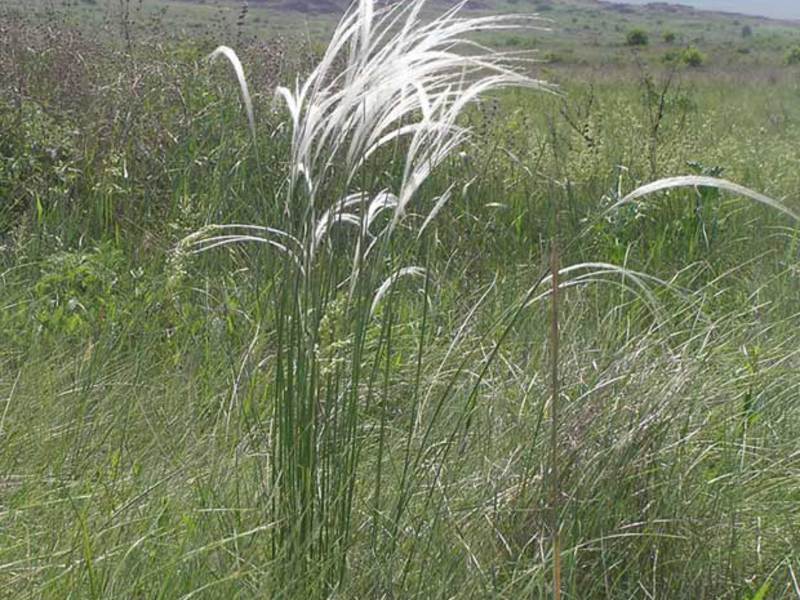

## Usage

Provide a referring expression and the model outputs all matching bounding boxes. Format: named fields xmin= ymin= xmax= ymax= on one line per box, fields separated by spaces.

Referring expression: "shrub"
xmin=681 ymin=46 xmax=706 ymax=67
xmin=0 ymin=100 xmax=79 ymax=232
xmin=662 ymin=50 xmax=679 ymax=64
xmin=626 ymin=28 xmax=649 ymax=46
xmin=786 ymin=46 xmax=800 ymax=65
xmin=663 ymin=31 xmax=676 ymax=44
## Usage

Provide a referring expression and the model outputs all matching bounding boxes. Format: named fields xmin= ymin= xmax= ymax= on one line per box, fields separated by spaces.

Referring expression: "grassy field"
xmin=2 ymin=0 xmax=800 ymax=598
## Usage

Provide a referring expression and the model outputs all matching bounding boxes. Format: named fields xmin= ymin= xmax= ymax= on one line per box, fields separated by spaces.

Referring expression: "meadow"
xmin=1 ymin=1 xmax=800 ymax=598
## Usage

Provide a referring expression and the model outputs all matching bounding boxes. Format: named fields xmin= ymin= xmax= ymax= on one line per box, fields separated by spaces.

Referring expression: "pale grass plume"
xmin=272 ymin=0 xmax=554 ymax=225
xmin=208 ymin=45 xmax=256 ymax=138
xmin=370 ymin=266 xmax=427 ymax=316
xmin=310 ymin=190 xmax=399 ymax=260
xmin=610 ymin=175 xmax=800 ymax=223
xmin=198 ymin=0 xmax=553 ymax=275
xmin=525 ymin=261 xmax=672 ymax=327
xmin=184 ymin=224 xmax=305 ymax=272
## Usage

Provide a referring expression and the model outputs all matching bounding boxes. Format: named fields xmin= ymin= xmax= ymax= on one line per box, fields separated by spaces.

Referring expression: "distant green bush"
xmin=662 ymin=50 xmax=678 ymax=64
xmin=543 ymin=51 xmax=563 ymax=64
xmin=663 ymin=31 xmax=676 ymax=44
xmin=786 ymin=46 xmax=800 ymax=65
xmin=503 ymin=34 xmax=537 ymax=49
xmin=626 ymin=28 xmax=649 ymax=47
xmin=681 ymin=46 xmax=706 ymax=67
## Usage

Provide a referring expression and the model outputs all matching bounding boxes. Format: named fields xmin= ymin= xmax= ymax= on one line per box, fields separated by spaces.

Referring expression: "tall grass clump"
xmin=188 ymin=1 xmax=800 ymax=597
xmin=194 ymin=0 xmax=553 ymax=592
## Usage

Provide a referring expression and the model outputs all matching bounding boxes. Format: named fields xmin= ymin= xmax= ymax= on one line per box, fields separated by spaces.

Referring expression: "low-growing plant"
xmin=32 ymin=243 xmax=125 ymax=336
xmin=0 ymin=100 xmax=80 ymax=232
xmin=681 ymin=46 xmax=706 ymax=67
xmin=786 ymin=46 xmax=800 ymax=65
xmin=625 ymin=28 xmax=649 ymax=47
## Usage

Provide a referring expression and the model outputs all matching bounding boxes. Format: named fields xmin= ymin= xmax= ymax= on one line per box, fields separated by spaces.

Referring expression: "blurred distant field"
xmin=5 ymin=0 xmax=800 ymax=67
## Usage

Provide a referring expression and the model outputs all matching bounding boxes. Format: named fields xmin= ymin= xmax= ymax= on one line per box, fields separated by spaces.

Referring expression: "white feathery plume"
xmin=370 ymin=266 xmax=427 ymax=316
xmin=209 ymin=46 xmax=256 ymax=138
xmin=610 ymin=176 xmax=799 ymax=222
xmin=275 ymin=0 xmax=553 ymax=225
xmin=194 ymin=1 xmax=553 ymax=281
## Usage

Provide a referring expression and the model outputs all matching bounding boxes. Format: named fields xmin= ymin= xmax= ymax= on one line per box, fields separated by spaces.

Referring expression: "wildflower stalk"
xmin=549 ymin=204 xmax=561 ymax=600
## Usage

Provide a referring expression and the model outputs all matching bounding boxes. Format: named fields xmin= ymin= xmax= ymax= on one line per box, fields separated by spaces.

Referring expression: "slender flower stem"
xmin=549 ymin=210 xmax=561 ymax=600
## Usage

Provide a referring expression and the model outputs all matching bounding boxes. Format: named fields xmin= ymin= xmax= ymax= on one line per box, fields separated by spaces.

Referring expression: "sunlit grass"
xmin=1 ymin=0 xmax=799 ymax=598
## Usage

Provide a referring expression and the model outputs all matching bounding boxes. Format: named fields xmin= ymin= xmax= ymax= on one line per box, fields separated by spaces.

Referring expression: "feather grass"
xmin=193 ymin=2 xmax=556 ymax=591
xmin=272 ymin=0 xmax=553 ymax=223
xmin=209 ymin=45 xmax=256 ymax=139
xmin=611 ymin=175 xmax=800 ymax=223
xmin=189 ymin=1 xmax=799 ymax=596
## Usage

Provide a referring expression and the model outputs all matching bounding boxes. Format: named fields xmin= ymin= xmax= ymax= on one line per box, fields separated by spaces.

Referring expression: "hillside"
xmin=247 ymin=0 xmax=516 ymax=13
xmin=607 ymin=0 xmax=800 ymax=21
xmin=249 ymin=0 xmax=800 ymax=21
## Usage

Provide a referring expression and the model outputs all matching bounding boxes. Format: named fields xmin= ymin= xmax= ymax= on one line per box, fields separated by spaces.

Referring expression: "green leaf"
xmin=747 ymin=580 xmax=771 ymax=600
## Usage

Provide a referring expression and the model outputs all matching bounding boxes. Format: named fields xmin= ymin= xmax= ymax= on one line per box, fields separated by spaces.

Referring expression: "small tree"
xmin=681 ymin=46 xmax=705 ymax=67
xmin=786 ymin=47 xmax=800 ymax=65
xmin=663 ymin=31 xmax=676 ymax=44
xmin=626 ymin=29 xmax=649 ymax=47
xmin=741 ymin=25 xmax=752 ymax=38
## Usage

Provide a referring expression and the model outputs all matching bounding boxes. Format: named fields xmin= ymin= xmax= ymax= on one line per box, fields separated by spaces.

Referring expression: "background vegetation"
xmin=1 ymin=0 xmax=799 ymax=598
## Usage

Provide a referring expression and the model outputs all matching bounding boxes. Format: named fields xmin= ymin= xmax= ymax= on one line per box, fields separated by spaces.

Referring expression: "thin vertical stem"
xmin=549 ymin=213 xmax=561 ymax=600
